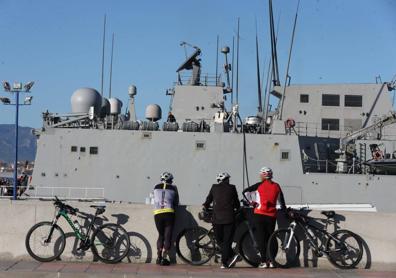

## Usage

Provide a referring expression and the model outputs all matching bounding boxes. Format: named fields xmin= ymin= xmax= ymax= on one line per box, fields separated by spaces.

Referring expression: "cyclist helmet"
xmin=259 ymin=166 xmax=273 ymax=179
xmin=160 ymin=172 xmax=174 ymax=182
xmin=216 ymin=172 xmax=230 ymax=183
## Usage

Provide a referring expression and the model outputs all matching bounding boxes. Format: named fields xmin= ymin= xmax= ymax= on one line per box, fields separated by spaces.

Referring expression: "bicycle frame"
xmin=48 ymin=207 xmax=98 ymax=246
xmin=285 ymin=216 xmax=345 ymax=255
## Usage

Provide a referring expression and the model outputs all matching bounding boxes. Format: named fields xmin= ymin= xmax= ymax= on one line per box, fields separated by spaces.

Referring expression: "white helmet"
xmin=259 ymin=166 xmax=273 ymax=179
xmin=216 ymin=172 xmax=230 ymax=183
xmin=160 ymin=172 xmax=174 ymax=182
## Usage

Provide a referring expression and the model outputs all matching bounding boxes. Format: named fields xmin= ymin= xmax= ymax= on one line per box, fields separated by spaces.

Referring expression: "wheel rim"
xmin=177 ymin=228 xmax=214 ymax=265
xmin=269 ymin=230 xmax=299 ymax=267
xmin=327 ymin=231 xmax=362 ymax=268
xmin=94 ymin=225 xmax=129 ymax=262
xmin=27 ymin=223 xmax=64 ymax=260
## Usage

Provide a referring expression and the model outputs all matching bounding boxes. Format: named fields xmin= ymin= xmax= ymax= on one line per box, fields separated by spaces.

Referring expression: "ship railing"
xmin=294 ymin=121 xmax=396 ymax=139
xmin=14 ymin=186 xmax=105 ymax=200
xmin=175 ymin=73 xmax=222 ymax=87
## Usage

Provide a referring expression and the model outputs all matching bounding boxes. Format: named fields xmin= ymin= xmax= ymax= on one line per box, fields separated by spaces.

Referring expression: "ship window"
xmin=195 ymin=141 xmax=206 ymax=150
xmin=322 ymin=94 xmax=339 ymax=106
xmin=71 ymin=146 xmax=77 ymax=152
xmin=321 ymin=118 xmax=339 ymax=130
xmin=281 ymin=151 xmax=290 ymax=160
xmin=90 ymin=147 xmax=98 ymax=155
xmin=80 ymin=147 xmax=86 ymax=152
xmin=300 ymin=94 xmax=309 ymax=103
xmin=345 ymin=95 xmax=362 ymax=107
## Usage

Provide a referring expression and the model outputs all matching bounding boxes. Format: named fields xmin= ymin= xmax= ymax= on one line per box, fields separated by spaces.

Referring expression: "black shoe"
xmin=160 ymin=258 xmax=170 ymax=266
xmin=156 ymin=257 xmax=162 ymax=265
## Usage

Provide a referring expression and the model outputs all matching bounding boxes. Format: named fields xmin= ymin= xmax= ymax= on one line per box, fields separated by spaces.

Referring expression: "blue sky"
xmin=0 ymin=0 xmax=395 ymax=128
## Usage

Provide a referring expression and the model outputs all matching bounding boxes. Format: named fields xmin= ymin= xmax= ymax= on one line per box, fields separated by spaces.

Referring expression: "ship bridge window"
xmin=80 ymin=147 xmax=86 ymax=152
xmin=345 ymin=95 xmax=362 ymax=107
xmin=71 ymin=146 xmax=77 ymax=152
xmin=322 ymin=94 xmax=339 ymax=106
xmin=321 ymin=118 xmax=339 ymax=131
xmin=90 ymin=147 xmax=98 ymax=155
xmin=300 ymin=94 xmax=309 ymax=103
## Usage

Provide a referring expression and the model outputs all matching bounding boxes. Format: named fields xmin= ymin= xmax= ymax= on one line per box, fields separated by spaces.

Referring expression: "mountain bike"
xmin=25 ymin=196 xmax=130 ymax=263
xmin=176 ymin=202 xmax=262 ymax=267
xmin=267 ymin=208 xmax=363 ymax=269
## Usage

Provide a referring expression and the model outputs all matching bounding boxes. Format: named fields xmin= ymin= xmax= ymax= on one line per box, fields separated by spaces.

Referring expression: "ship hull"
xmin=31 ymin=128 xmax=396 ymax=212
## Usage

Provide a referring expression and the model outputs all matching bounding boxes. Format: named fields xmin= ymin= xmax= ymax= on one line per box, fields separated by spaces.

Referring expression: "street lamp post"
xmin=1 ymin=81 xmax=34 ymax=200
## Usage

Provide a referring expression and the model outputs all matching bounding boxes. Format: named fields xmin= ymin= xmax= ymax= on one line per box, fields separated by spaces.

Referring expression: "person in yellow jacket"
xmin=152 ymin=172 xmax=179 ymax=265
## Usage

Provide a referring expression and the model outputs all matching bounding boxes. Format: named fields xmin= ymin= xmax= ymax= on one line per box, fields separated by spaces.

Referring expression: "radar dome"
xmin=71 ymin=88 xmax=102 ymax=114
xmin=109 ymin=97 xmax=123 ymax=115
xmin=145 ymin=104 xmax=162 ymax=121
xmin=128 ymin=85 xmax=137 ymax=97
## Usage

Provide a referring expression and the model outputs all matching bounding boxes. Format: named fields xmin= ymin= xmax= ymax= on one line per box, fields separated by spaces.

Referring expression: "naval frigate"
xmin=28 ymin=2 xmax=396 ymax=213
xmin=29 ymin=43 xmax=396 ymax=212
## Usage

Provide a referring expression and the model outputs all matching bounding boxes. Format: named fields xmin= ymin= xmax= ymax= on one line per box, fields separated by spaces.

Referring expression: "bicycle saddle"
xmin=321 ymin=210 xmax=335 ymax=218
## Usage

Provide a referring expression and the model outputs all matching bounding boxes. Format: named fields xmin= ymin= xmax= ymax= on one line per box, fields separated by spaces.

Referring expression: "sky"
xmin=0 ymin=0 xmax=395 ymax=128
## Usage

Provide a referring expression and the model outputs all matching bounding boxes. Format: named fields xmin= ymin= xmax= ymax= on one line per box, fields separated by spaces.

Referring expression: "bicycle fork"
xmin=45 ymin=214 xmax=61 ymax=244
xmin=284 ymin=221 xmax=297 ymax=251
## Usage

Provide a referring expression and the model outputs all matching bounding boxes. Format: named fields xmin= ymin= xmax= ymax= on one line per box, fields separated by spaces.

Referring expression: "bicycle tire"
xmin=91 ymin=223 xmax=130 ymax=264
xmin=267 ymin=228 xmax=300 ymax=268
xmin=239 ymin=230 xmax=261 ymax=267
xmin=25 ymin=221 xmax=66 ymax=262
xmin=326 ymin=229 xmax=363 ymax=269
xmin=176 ymin=226 xmax=215 ymax=265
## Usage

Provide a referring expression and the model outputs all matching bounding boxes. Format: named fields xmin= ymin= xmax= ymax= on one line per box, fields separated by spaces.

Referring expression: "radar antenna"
xmin=176 ymin=42 xmax=202 ymax=86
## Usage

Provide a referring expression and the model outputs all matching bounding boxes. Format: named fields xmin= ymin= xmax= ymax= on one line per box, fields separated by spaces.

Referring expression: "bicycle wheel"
xmin=25 ymin=221 xmax=66 ymax=262
xmin=326 ymin=229 xmax=363 ymax=269
xmin=91 ymin=223 xmax=130 ymax=264
xmin=267 ymin=228 xmax=300 ymax=268
xmin=239 ymin=230 xmax=261 ymax=267
xmin=176 ymin=226 xmax=215 ymax=265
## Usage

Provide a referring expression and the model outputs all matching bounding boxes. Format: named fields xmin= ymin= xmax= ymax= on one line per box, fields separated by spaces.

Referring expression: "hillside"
xmin=0 ymin=124 xmax=37 ymax=163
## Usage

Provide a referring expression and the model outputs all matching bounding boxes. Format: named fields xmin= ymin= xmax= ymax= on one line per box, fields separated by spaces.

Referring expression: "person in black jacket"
xmin=202 ymin=172 xmax=240 ymax=268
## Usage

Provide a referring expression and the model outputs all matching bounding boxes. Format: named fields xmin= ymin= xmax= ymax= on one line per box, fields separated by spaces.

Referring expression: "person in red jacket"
xmin=242 ymin=166 xmax=286 ymax=268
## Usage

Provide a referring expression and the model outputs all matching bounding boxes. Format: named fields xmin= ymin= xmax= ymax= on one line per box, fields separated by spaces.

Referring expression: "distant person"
xmin=152 ymin=172 xmax=179 ymax=266
xmin=203 ymin=172 xmax=240 ymax=269
xmin=243 ymin=167 xmax=286 ymax=269
xmin=167 ymin=112 xmax=176 ymax=123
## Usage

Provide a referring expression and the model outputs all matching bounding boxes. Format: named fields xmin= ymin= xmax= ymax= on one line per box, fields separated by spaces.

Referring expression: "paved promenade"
xmin=0 ymin=261 xmax=395 ymax=278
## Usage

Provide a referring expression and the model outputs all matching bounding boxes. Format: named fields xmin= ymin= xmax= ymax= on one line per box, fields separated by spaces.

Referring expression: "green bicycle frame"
xmin=58 ymin=210 xmax=86 ymax=240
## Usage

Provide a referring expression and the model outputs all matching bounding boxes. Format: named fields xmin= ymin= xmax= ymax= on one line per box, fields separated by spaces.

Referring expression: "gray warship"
xmin=29 ymin=3 xmax=396 ymax=213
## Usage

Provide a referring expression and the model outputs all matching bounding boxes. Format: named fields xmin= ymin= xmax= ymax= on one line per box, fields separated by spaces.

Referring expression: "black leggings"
xmin=213 ymin=223 xmax=235 ymax=265
xmin=253 ymin=214 xmax=276 ymax=262
xmin=154 ymin=212 xmax=175 ymax=253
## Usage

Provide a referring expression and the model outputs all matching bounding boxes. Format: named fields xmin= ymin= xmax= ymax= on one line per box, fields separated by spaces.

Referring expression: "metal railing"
xmin=293 ymin=121 xmax=396 ymax=140
xmin=0 ymin=185 xmax=105 ymax=200
xmin=175 ymin=73 xmax=222 ymax=87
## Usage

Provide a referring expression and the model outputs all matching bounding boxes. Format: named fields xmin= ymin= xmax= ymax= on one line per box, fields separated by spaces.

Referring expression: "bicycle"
xmin=176 ymin=202 xmax=262 ymax=267
xmin=25 ymin=196 xmax=130 ymax=263
xmin=267 ymin=207 xmax=363 ymax=269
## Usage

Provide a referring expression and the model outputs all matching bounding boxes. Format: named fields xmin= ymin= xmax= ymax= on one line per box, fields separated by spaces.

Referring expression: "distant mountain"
xmin=0 ymin=124 xmax=37 ymax=163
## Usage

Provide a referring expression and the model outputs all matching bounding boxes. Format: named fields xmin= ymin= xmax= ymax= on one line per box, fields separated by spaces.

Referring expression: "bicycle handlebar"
xmin=53 ymin=196 xmax=79 ymax=215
